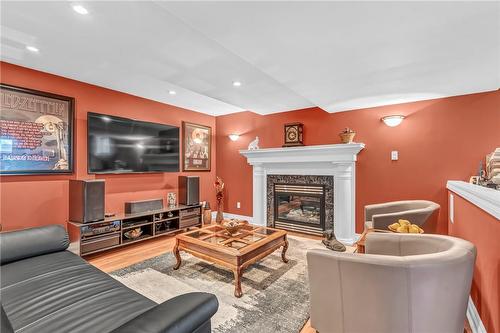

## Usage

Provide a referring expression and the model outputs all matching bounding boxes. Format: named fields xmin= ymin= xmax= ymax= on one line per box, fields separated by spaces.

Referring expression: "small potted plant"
xmin=339 ymin=127 xmax=356 ymax=144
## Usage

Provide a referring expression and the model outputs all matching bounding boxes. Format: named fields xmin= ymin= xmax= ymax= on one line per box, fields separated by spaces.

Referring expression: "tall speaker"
xmin=69 ymin=179 xmax=105 ymax=223
xmin=178 ymin=176 xmax=199 ymax=206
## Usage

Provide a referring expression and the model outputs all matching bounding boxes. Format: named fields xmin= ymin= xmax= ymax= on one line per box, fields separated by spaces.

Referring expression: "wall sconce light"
xmin=228 ymin=134 xmax=240 ymax=141
xmin=381 ymin=115 xmax=405 ymax=127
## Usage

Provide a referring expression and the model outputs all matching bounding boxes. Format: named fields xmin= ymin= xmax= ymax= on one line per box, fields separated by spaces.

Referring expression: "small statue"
xmin=248 ymin=136 xmax=260 ymax=150
xmin=322 ymin=229 xmax=346 ymax=252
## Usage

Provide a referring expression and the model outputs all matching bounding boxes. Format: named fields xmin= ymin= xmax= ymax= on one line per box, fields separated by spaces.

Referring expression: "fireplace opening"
xmin=273 ymin=184 xmax=325 ymax=234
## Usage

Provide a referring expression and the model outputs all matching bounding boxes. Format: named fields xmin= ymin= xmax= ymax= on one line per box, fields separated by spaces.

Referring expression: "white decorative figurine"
xmin=248 ymin=136 xmax=260 ymax=150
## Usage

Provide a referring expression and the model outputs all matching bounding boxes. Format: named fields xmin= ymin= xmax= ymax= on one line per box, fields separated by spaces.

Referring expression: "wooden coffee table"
xmin=173 ymin=224 xmax=288 ymax=297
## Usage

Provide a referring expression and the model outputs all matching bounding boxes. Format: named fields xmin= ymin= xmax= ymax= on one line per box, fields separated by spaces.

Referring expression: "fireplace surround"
xmin=267 ymin=175 xmax=334 ymax=235
xmin=240 ymin=143 xmax=365 ymax=244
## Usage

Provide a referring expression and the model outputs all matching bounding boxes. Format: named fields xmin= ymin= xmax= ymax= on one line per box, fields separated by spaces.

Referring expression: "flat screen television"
xmin=88 ymin=112 xmax=179 ymax=174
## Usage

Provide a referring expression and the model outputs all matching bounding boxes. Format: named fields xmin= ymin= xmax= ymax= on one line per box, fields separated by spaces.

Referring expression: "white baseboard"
xmin=467 ymin=296 xmax=487 ymax=333
xmin=210 ymin=212 xmax=254 ymax=224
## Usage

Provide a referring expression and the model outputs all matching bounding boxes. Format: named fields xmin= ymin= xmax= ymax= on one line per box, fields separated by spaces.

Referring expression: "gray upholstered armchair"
xmin=364 ymin=200 xmax=440 ymax=230
xmin=307 ymin=233 xmax=476 ymax=333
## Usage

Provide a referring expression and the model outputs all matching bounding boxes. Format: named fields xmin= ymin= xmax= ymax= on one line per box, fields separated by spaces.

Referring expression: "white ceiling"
xmin=1 ymin=1 xmax=498 ymax=116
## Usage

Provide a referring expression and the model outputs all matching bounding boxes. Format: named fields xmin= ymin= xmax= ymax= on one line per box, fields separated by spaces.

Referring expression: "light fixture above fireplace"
xmin=382 ymin=115 xmax=405 ymax=127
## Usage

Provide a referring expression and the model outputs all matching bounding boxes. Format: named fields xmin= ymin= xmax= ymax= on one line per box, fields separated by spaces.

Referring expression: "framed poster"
xmin=0 ymin=84 xmax=74 ymax=175
xmin=182 ymin=122 xmax=211 ymax=171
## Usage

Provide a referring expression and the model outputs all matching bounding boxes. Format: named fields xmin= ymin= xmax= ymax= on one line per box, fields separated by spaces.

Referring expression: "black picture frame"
xmin=0 ymin=83 xmax=75 ymax=175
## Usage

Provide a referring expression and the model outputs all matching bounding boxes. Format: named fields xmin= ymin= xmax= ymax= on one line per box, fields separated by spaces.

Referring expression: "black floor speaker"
xmin=69 ymin=179 xmax=105 ymax=223
xmin=178 ymin=176 xmax=200 ymax=206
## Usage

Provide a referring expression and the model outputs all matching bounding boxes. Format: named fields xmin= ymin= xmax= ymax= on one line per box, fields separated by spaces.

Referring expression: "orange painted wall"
xmin=216 ymin=90 xmax=500 ymax=234
xmin=0 ymin=62 xmax=217 ymax=231
xmin=448 ymin=192 xmax=499 ymax=333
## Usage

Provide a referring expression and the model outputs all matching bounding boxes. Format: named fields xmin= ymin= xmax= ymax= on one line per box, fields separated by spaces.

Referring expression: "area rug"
xmin=110 ymin=236 xmax=353 ymax=333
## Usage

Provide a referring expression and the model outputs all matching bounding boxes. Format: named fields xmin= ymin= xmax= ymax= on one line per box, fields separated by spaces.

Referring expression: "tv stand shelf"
xmin=68 ymin=204 xmax=202 ymax=256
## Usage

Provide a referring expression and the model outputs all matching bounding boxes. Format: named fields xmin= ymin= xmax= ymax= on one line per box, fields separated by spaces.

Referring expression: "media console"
xmin=68 ymin=204 xmax=202 ymax=256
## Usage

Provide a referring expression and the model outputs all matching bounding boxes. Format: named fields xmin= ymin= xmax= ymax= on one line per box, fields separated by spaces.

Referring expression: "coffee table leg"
xmin=233 ymin=267 xmax=243 ymax=298
xmin=173 ymin=240 xmax=182 ymax=270
xmin=281 ymin=237 xmax=289 ymax=263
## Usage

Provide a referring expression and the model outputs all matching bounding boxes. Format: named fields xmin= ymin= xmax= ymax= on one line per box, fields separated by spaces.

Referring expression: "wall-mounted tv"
xmin=88 ymin=112 xmax=179 ymax=174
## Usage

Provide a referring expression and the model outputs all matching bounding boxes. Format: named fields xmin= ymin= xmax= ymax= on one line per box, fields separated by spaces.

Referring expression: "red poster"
xmin=0 ymin=84 xmax=74 ymax=174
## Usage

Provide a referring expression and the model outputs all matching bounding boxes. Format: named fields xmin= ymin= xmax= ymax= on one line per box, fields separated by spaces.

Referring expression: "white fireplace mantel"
xmin=240 ymin=143 xmax=365 ymax=244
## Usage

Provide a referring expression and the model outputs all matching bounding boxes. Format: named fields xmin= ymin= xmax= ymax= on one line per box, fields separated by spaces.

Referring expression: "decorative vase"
xmin=203 ymin=202 xmax=212 ymax=225
xmin=214 ymin=176 xmax=225 ymax=223
xmin=216 ymin=200 xmax=224 ymax=223
xmin=203 ymin=209 xmax=212 ymax=225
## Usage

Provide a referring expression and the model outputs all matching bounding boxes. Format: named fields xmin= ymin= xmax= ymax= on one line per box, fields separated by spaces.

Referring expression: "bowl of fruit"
xmin=388 ymin=219 xmax=424 ymax=234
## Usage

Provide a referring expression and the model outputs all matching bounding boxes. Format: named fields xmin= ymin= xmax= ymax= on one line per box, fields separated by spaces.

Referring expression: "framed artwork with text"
xmin=0 ymin=84 xmax=74 ymax=175
xmin=182 ymin=122 xmax=211 ymax=171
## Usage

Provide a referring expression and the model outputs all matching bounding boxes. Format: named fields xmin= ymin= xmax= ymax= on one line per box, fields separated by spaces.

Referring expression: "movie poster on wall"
xmin=182 ymin=122 xmax=211 ymax=171
xmin=0 ymin=84 xmax=74 ymax=174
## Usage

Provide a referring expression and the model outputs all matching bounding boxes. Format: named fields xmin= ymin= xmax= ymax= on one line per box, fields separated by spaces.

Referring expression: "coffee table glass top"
xmin=184 ymin=224 xmax=278 ymax=250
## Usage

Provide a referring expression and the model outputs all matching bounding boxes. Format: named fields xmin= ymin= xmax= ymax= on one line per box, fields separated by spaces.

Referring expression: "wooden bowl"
xmin=124 ymin=228 xmax=143 ymax=239
xmin=221 ymin=219 xmax=247 ymax=236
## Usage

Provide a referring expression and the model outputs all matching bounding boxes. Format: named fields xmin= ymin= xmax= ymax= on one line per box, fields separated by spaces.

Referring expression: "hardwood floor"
xmin=300 ymin=320 xmax=316 ymax=333
xmin=86 ymin=234 xmax=177 ymax=272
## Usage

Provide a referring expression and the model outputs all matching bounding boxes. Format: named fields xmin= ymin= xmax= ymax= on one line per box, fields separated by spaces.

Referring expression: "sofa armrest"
xmin=365 ymin=232 xmax=403 ymax=255
xmin=111 ymin=292 xmax=218 ymax=333
xmin=0 ymin=225 xmax=69 ymax=265
xmin=1 ymin=304 xmax=14 ymax=333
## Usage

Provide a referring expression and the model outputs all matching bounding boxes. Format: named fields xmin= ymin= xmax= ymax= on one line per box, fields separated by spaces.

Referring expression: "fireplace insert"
xmin=273 ymin=183 xmax=325 ymax=234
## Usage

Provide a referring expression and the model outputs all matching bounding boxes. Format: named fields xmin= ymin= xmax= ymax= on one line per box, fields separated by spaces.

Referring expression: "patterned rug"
xmin=110 ymin=236 xmax=350 ymax=333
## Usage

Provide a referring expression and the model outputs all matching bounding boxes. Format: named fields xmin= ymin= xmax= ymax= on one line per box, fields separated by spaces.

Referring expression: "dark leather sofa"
xmin=0 ymin=225 xmax=218 ymax=333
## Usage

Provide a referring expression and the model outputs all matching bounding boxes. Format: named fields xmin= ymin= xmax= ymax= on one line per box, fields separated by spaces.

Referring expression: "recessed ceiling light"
xmin=25 ymin=45 xmax=39 ymax=53
xmin=72 ymin=4 xmax=89 ymax=15
xmin=168 ymin=90 xmax=177 ymax=95
xmin=232 ymin=81 xmax=242 ymax=87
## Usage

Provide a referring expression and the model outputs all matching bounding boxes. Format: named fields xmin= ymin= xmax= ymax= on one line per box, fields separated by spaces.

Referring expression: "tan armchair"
xmin=307 ymin=233 xmax=476 ymax=333
xmin=365 ymin=200 xmax=440 ymax=230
